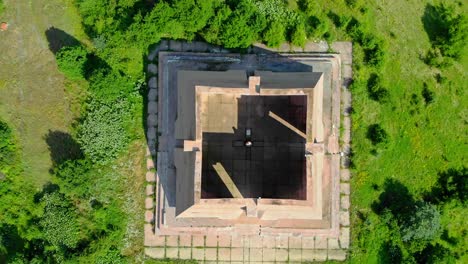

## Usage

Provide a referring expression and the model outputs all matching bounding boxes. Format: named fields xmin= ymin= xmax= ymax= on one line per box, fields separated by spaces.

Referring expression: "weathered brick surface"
xmin=179 ymin=248 xmax=191 ymax=259
xmin=276 ymin=248 xmax=288 ymax=261
xmin=148 ymin=64 xmax=158 ymax=75
xmin=218 ymin=248 xmax=231 ymax=261
xmin=289 ymin=236 xmax=302 ymax=249
xmin=146 ymin=185 xmax=154 ymax=196
xmin=249 ymin=236 xmax=262 ymax=248
xmin=145 ymin=171 xmax=155 ymax=182
xmin=192 ymin=235 xmax=205 ymax=247
xmin=166 ymin=235 xmax=178 ymax=247
xmin=262 ymin=248 xmax=275 ymax=261
xmin=340 ymin=211 xmax=350 ymax=226
xmin=144 ymin=210 xmax=154 ymax=223
xmin=166 ymin=247 xmax=178 ymax=259
xmin=148 ymin=77 xmax=157 ymax=89
xmin=147 ymin=114 xmax=158 ymax=127
xmin=249 ymin=248 xmax=262 ymax=261
xmin=302 ymin=236 xmax=315 ymax=249
xmin=289 ymin=249 xmax=302 ymax=262
xmin=276 ymin=236 xmax=289 ymax=249
xmin=302 ymin=249 xmax=327 ymax=261
xmin=315 ymin=237 xmax=328 ymax=249
xmin=341 ymin=169 xmax=350 ymax=181
xmin=179 ymin=234 xmax=192 ymax=247
xmin=231 ymin=247 xmax=244 ymax=261
xmin=148 ymin=89 xmax=158 ymax=101
xmin=341 ymin=195 xmax=350 ymax=210
xmin=145 ymin=248 xmax=164 ymax=259
xmin=340 ymin=227 xmax=350 ymax=249
xmin=205 ymin=248 xmax=217 ymax=261
xmin=340 ymin=183 xmax=350 ymax=195
xmin=328 ymin=249 xmax=347 ymax=261
xmin=192 ymin=248 xmax=204 ymax=260
xmin=145 ymin=197 xmax=153 ymax=209
xmin=328 ymin=238 xmax=340 ymax=249
xmin=148 ymin=101 xmax=158 ymax=114
xmin=262 ymin=236 xmax=276 ymax=248
xmin=218 ymin=235 xmax=231 ymax=247
xmin=146 ymin=158 xmax=155 ymax=170
xmin=206 ymin=235 xmax=218 ymax=247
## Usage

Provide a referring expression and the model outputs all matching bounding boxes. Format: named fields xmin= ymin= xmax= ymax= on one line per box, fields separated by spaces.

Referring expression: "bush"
xmin=0 ymin=120 xmax=16 ymax=170
xmin=423 ymin=3 xmax=468 ymax=59
xmin=88 ymin=69 xmax=135 ymax=101
xmin=367 ymin=124 xmax=388 ymax=145
xmin=77 ymin=99 xmax=131 ymax=164
xmin=367 ymin=73 xmax=389 ymax=102
xmin=263 ymin=21 xmax=286 ymax=48
xmin=290 ymin=22 xmax=307 ymax=47
xmin=53 ymin=159 xmax=92 ymax=199
xmin=400 ymin=202 xmax=441 ymax=242
xmin=56 ymin=45 xmax=88 ymax=80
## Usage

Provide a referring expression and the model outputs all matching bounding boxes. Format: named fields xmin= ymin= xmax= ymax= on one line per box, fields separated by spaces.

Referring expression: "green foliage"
xmin=77 ymin=99 xmax=131 ymax=164
xmin=88 ymin=69 xmax=135 ymax=101
xmin=367 ymin=124 xmax=388 ymax=145
xmin=423 ymin=3 xmax=468 ymax=59
xmin=56 ymin=45 xmax=88 ymax=80
xmin=40 ymin=192 xmax=82 ymax=251
xmin=400 ymin=202 xmax=441 ymax=242
xmin=366 ymin=73 xmax=389 ymax=102
xmin=263 ymin=21 xmax=286 ymax=48
xmin=53 ymin=159 xmax=92 ymax=199
xmin=290 ymin=22 xmax=307 ymax=47
xmin=0 ymin=0 xmax=4 ymax=14
xmin=0 ymin=120 xmax=16 ymax=172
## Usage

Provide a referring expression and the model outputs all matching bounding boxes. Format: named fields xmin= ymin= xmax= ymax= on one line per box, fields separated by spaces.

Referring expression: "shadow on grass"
xmin=45 ymin=27 xmax=81 ymax=54
xmin=371 ymin=178 xmax=415 ymax=220
xmin=378 ymin=241 xmax=403 ymax=264
xmin=44 ymin=130 xmax=83 ymax=169
xmin=424 ymin=167 xmax=467 ymax=204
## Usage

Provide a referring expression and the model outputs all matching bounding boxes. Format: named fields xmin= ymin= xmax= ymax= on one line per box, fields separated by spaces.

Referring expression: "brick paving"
xmin=143 ymin=40 xmax=352 ymax=262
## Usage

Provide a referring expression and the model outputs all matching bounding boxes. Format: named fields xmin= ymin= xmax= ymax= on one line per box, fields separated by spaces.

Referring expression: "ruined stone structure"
xmin=144 ymin=40 xmax=352 ymax=262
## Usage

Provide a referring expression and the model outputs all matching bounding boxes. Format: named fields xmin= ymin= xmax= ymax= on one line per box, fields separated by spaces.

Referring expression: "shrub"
xmin=53 ymin=159 xmax=92 ymax=199
xmin=77 ymin=99 xmax=131 ymax=164
xmin=367 ymin=73 xmax=389 ymax=102
xmin=290 ymin=22 xmax=307 ymax=47
xmin=423 ymin=3 xmax=468 ymax=59
xmin=400 ymin=202 xmax=441 ymax=242
xmin=367 ymin=124 xmax=388 ymax=145
xmin=88 ymin=69 xmax=135 ymax=101
xmin=56 ymin=45 xmax=88 ymax=80
xmin=40 ymin=192 xmax=81 ymax=251
xmin=263 ymin=21 xmax=286 ymax=48
xmin=0 ymin=120 xmax=16 ymax=170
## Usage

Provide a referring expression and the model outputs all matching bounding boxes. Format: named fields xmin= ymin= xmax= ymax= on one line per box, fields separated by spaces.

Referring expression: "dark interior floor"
xmin=201 ymin=95 xmax=307 ymax=199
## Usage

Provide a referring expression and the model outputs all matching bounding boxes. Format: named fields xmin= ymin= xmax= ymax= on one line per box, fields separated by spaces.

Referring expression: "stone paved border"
xmin=144 ymin=40 xmax=352 ymax=262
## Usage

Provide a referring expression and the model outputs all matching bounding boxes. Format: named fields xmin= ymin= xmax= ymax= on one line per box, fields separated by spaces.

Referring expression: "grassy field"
xmin=0 ymin=0 xmax=88 ymax=187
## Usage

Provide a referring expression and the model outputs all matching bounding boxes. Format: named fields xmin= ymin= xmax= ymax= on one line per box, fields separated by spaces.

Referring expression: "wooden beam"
xmin=212 ymin=163 xmax=243 ymax=199
xmin=268 ymin=111 xmax=307 ymax=139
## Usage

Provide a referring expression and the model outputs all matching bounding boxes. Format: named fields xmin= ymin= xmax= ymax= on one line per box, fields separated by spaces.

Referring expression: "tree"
xmin=291 ymin=22 xmax=307 ymax=47
xmin=400 ymin=202 xmax=441 ymax=242
xmin=367 ymin=124 xmax=388 ymax=145
xmin=56 ymin=46 xmax=88 ymax=80
xmin=263 ymin=21 xmax=286 ymax=48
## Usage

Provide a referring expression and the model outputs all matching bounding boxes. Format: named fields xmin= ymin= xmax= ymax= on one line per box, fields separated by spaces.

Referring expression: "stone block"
xmin=148 ymin=77 xmax=157 ymax=89
xmin=146 ymin=185 xmax=154 ymax=196
xmin=276 ymin=236 xmax=288 ymax=249
xmin=291 ymin=45 xmax=303 ymax=52
xmin=179 ymin=247 xmax=191 ymax=259
xmin=289 ymin=236 xmax=302 ymax=249
xmin=302 ymin=236 xmax=314 ymax=249
xmin=148 ymin=89 xmax=157 ymax=101
xmin=166 ymin=247 xmax=178 ymax=259
xmin=231 ymin=235 xmax=247 ymax=247
xmin=328 ymin=249 xmax=347 ymax=261
xmin=192 ymin=248 xmax=204 ymax=260
xmin=206 ymin=235 xmax=218 ymax=247
xmin=179 ymin=234 xmax=192 ymax=247
xmin=231 ymin=247 xmax=244 ymax=261
xmin=340 ymin=227 xmax=350 ymax=249
xmin=205 ymin=248 xmax=217 ymax=261
xmin=145 ymin=197 xmax=154 ymax=209
xmin=147 ymin=48 xmax=158 ymax=61
xmin=340 ymin=169 xmax=351 ymax=181
xmin=218 ymin=235 xmax=231 ymax=247
xmin=148 ymin=101 xmax=158 ymax=114
xmin=148 ymin=64 xmax=158 ymax=75
xmin=146 ymin=158 xmax=155 ymax=170
xmin=169 ymin=40 xmax=182 ymax=51
xmin=146 ymin=171 xmax=156 ymax=182
xmin=159 ymin=40 xmax=169 ymax=51
xmin=166 ymin=235 xmax=178 ymax=247
xmin=343 ymin=65 xmax=353 ymax=79
xmin=218 ymin=248 xmax=231 ymax=261
xmin=304 ymin=41 xmax=329 ymax=52
xmin=144 ymin=225 xmax=165 ymax=246
xmin=249 ymin=236 xmax=262 ymax=248
xmin=289 ymin=249 xmax=302 ymax=262
xmin=302 ymin=249 xmax=327 ymax=261
xmin=193 ymin=235 xmax=205 ymax=247
xmin=328 ymin=238 xmax=340 ymax=249
xmin=341 ymin=195 xmax=350 ymax=210
xmin=145 ymin=248 xmax=165 ymax=259
xmin=340 ymin=211 xmax=350 ymax=226
xmin=276 ymin=248 xmax=288 ymax=261
xmin=144 ymin=210 xmax=154 ymax=223
xmin=340 ymin=183 xmax=350 ymax=195
xmin=249 ymin=248 xmax=262 ymax=261
xmin=147 ymin=114 xmax=158 ymax=127
xmin=262 ymin=236 xmax=276 ymax=248
xmin=262 ymin=248 xmax=275 ymax=261
xmin=315 ymin=236 xmax=327 ymax=249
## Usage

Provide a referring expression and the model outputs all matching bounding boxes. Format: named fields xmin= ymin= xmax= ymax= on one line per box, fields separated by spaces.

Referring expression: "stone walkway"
xmin=143 ymin=40 xmax=352 ymax=263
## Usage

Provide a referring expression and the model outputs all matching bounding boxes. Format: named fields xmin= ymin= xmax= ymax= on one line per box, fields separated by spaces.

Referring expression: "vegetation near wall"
xmin=0 ymin=0 xmax=466 ymax=263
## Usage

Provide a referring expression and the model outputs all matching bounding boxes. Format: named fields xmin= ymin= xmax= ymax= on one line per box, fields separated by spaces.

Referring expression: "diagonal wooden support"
xmin=212 ymin=162 xmax=243 ymax=199
xmin=268 ymin=111 xmax=307 ymax=139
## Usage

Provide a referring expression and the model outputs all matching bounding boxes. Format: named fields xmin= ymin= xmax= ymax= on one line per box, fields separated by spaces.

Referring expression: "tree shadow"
xmin=45 ymin=27 xmax=80 ymax=54
xmin=371 ymin=178 xmax=415 ymax=221
xmin=33 ymin=181 xmax=60 ymax=203
xmin=378 ymin=241 xmax=403 ymax=264
xmin=424 ymin=167 xmax=467 ymax=204
xmin=422 ymin=4 xmax=449 ymax=46
xmin=44 ymin=130 xmax=83 ymax=169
